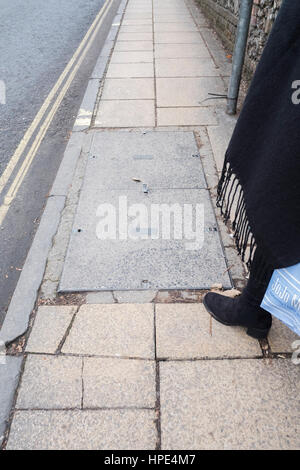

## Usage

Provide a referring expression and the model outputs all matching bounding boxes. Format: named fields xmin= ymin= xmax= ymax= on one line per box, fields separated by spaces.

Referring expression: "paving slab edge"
xmin=0 ymin=0 xmax=127 ymax=347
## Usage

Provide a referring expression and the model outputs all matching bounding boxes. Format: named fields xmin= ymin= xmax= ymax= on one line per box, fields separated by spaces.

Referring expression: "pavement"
xmin=0 ymin=0 xmax=299 ymax=451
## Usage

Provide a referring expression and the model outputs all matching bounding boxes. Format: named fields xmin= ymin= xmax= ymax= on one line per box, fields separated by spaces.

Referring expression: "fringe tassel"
xmin=217 ymin=157 xmax=266 ymax=276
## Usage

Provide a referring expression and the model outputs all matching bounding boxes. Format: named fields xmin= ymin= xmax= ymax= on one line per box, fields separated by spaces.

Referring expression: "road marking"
xmin=0 ymin=0 xmax=114 ymax=226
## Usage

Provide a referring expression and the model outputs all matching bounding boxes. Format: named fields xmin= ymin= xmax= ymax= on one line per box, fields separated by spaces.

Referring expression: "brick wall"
xmin=197 ymin=0 xmax=282 ymax=76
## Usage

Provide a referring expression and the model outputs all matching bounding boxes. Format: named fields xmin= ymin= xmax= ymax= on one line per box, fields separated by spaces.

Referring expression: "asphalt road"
xmin=0 ymin=0 xmax=120 ymax=326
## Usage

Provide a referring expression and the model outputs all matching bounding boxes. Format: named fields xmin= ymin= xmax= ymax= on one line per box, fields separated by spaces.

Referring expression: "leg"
xmin=203 ymin=247 xmax=273 ymax=339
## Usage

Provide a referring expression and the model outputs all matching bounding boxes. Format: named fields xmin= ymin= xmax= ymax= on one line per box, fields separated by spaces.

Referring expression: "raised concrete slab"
xmin=26 ymin=306 xmax=76 ymax=354
xmin=160 ymin=359 xmax=300 ymax=450
xmin=84 ymin=131 xmax=207 ymax=190
xmin=156 ymin=303 xmax=261 ymax=359
xmin=60 ymin=188 xmax=231 ymax=291
xmin=0 ymin=356 xmax=22 ymax=445
xmin=7 ymin=409 xmax=157 ymax=450
xmin=16 ymin=355 xmax=82 ymax=409
xmin=83 ymin=358 xmax=156 ymax=408
xmin=62 ymin=304 xmax=155 ymax=359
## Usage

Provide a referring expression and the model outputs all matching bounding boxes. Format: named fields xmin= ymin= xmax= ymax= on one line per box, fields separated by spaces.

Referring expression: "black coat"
xmin=218 ymin=0 xmax=300 ymax=271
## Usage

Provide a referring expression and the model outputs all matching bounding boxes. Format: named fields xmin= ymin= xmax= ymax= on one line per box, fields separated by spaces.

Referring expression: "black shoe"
xmin=203 ymin=291 xmax=272 ymax=339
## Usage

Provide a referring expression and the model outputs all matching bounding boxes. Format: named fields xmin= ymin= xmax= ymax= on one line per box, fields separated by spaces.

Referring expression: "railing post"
xmin=227 ymin=0 xmax=254 ymax=115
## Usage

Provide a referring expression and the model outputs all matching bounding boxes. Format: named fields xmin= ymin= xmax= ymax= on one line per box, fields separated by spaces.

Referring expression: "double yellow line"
xmin=0 ymin=0 xmax=114 ymax=225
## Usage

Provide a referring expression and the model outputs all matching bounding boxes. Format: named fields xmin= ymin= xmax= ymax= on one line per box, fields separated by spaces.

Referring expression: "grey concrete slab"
xmin=60 ymin=188 xmax=231 ymax=291
xmin=160 ymin=359 xmax=300 ymax=450
xmin=26 ymin=306 xmax=76 ymax=354
xmin=62 ymin=304 xmax=155 ymax=358
xmin=83 ymin=358 xmax=156 ymax=408
xmin=0 ymin=196 xmax=66 ymax=344
xmin=7 ymin=409 xmax=157 ymax=450
xmin=85 ymin=131 xmax=206 ymax=190
xmin=86 ymin=291 xmax=115 ymax=304
xmin=16 ymin=355 xmax=82 ymax=410
xmin=0 ymin=356 xmax=22 ymax=445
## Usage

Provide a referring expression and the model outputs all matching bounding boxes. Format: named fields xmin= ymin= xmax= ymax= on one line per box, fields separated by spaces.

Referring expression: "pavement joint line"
xmin=14 ymin=406 xmax=157 ymax=412
xmin=153 ymin=303 xmax=162 ymax=450
xmin=0 ymin=0 xmax=116 ymax=228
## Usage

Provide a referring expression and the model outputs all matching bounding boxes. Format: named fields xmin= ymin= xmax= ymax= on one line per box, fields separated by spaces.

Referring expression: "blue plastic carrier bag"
xmin=261 ymin=263 xmax=300 ymax=336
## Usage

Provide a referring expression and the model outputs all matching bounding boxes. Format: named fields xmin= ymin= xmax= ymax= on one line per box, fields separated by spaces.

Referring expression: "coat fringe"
xmin=216 ymin=157 xmax=270 ymax=282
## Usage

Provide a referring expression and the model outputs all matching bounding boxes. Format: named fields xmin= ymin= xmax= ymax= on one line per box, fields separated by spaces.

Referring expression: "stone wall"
xmin=197 ymin=0 xmax=282 ymax=76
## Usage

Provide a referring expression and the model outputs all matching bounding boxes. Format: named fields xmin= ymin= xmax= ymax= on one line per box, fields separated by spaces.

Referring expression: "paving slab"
xmin=154 ymin=16 xmax=194 ymax=23
xmin=114 ymin=290 xmax=157 ymax=303
xmin=157 ymin=77 xmax=225 ymax=107
xmin=110 ymin=51 xmax=154 ymax=63
xmin=26 ymin=306 xmax=76 ymax=354
xmin=155 ymin=43 xmax=211 ymax=58
xmin=118 ymin=31 xmax=153 ymax=42
xmin=16 ymin=355 xmax=82 ymax=409
xmin=207 ymin=109 xmax=237 ymax=172
xmin=62 ymin=304 xmax=155 ymax=358
xmin=106 ymin=62 xmax=154 ymax=78
xmin=156 ymin=57 xmax=219 ymax=77
xmin=120 ymin=24 xmax=153 ymax=33
xmin=154 ymin=23 xmax=198 ymax=32
xmin=7 ymin=409 xmax=157 ymax=450
xmin=84 ymin=131 xmax=207 ymax=190
xmin=83 ymin=358 xmax=156 ymax=408
xmin=73 ymin=79 xmax=99 ymax=131
xmin=114 ymin=41 xmax=154 ymax=51
xmin=268 ymin=317 xmax=300 ymax=353
xmin=154 ymin=32 xmax=203 ymax=44
xmin=60 ymin=188 xmax=231 ymax=291
xmin=95 ymin=100 xmax=155 ymax=127
xmin=160 ymin=359 xmax=300 ymax=450
xmin=156 ymin=303 xmax=261 ymax=359
xmin=86 ymin=291 xmax=115 ymax=304
xmin=101 ymin=78 xmax=154 ymax=100
xmin=157 ymin=107 xmax=217 ymax=126
xmin=0 ymin=356 xmax=22 ymax=445
xmin=0 ymin=195 xmax=66 ymax=344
